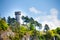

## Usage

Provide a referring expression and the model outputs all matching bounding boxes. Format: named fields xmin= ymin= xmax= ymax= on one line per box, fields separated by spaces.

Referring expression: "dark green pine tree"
xmin=1 ymin=17 xmax=6 ymax=22
xmin=56 ymin=27 xmax=60 ymax=35
xmin=24 ymin=16 xmax=30 ymax=24
xmin=44 ymin=24 xmax=50 ymax=32
xmin=7 ymin=16 xmax=11 ymax=25
xmin=29 ymin=17 xmax=34 ymax=24
xmin=7 ymin=16 xmax=16 ymax=26
xmin=22 ymin=16 xmax=30 ymax=25
xmin=21 ymin=16 xmax=25 ymax=24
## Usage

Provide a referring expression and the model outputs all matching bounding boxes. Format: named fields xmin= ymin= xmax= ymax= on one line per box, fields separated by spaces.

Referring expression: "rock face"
xmin=22 ymin=33 xmax=39 ymax=40
xmin=32 ymin=36 xmax=39 ymax=40
xmin=22 ymin=33 xmax=30 ymax=40
xmin=22 ymin=35 xmax=30 ymax=40
xmin=0 ymin=30 xmax=15 ymax=40
xmin=0 ymin=34 xmax=3 ymax=40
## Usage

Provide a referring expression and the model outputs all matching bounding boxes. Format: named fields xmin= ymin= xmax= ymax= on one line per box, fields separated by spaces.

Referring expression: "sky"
xmin=0 ymin=0 xmax=60 ymax=30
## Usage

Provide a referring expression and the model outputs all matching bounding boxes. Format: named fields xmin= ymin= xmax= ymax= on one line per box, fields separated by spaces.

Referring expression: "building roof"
xmin=15 ymin=11 xmax=21 ymax=15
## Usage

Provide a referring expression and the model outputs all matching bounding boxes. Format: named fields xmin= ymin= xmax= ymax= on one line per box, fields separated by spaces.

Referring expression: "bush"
xmin=0 ymin=19 xmax=8 ymax=31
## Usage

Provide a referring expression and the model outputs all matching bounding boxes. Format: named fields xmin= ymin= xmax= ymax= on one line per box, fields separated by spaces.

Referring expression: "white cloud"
xmin=50 ymin=8 xmax=58 ymax=16
xmin=35 ymin=8 xmax=60 ymax=30
xmin=29 ymin=7 xmax=42 ymax=14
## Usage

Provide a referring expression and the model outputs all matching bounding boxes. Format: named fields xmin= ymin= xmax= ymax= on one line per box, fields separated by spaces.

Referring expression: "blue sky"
xmin=0 ymin=0 xmax=60 ymax=30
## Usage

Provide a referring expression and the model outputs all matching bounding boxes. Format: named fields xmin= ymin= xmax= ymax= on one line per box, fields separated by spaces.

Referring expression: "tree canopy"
xmin=0 ymin=19 xmax=8 ymax=31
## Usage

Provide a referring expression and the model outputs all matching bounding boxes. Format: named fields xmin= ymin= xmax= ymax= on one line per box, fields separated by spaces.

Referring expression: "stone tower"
xmin=15 ymin=11 xmax=21 ymax=24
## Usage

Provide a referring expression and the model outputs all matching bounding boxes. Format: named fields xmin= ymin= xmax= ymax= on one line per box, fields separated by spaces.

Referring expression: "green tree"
xmin=13 ymin=25 xmax=28 ymax=39
xmin=7 ymin=16 xmax=16 ymax=26
xmin=55 ymin=34 xmax=60 ymax=40
xmin=29 ymin=23 xmax=35 ymax=30
xmin=21 ymin=16 xmax=29 ymax=24
xmin=56 ymin=27 xmax=60 ymax=35
xmin=29 ymin=17 xmax=34 ymax=24
xmin=34 ymin=21 xmax=42 ymax=30
xmin=44 ymin=30 xmax=55 ymax=40
xmin=2 ymin=17 xmax=6 ymax=22
xmin=38 ymin=23 xmax=42 ymax=31
xmin=20 ymin=26 xmax=28 ymax=36
xmin=44 ymin=24 xmax=50 ymax=32
xmin=21 ymin=16 xmax=25 ymax=24
xmin=0 ymin=19 xmax=8 ymax=31
xmin=7 ymin=16 xmax=11 ymax=25
xmin=34 ymin=21 xmax=42 ymax=31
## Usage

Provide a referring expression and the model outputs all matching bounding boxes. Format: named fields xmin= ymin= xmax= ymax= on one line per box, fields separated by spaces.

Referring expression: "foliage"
xmin=56 ymin=27 xmax=60 ymax=35
xmin=55 ymin=34 xmax=60 ymax=40
xmin=21 ymin=16 xmax=30 ymax=24
xmin=7 ymin=16 xmax=16 ymax=26
xmin=0 ymin=16 xmax=60 ymax=40
xmin=44 ymin=24 xmax=50 ymax=32
xmin=29 ymin=23 xmax=35 ymax=30
xmin=20 ymin=26 xmax=28 ymax=37
xmin=1 ymin=17 xmax=6 ymax=21
xmin=8 ymin=33 xmax=20 ymax=40
xmin=0 ymin=19 xmax=8 ymax=31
